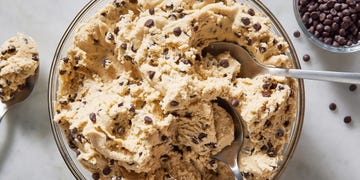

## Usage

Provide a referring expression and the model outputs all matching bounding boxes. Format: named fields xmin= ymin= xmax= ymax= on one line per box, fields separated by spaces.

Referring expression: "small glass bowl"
xmin=293 ymin=0 xmax=360 ymax=53
xmin=48 ymin=0 xmax=305 ymax=179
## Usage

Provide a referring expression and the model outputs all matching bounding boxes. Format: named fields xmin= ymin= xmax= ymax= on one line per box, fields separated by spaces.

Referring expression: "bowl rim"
xmin=293 ymin=0 xmax=360 ymax=53
xmin=48 ymin=0 xmax=305 ymax=179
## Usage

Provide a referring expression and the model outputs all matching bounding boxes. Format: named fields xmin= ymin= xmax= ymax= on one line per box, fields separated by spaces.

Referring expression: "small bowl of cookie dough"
xmin=294 ymin=0 xmax=360 ymax=53
xmin=49 ymin=0 xmax=305 ymax=179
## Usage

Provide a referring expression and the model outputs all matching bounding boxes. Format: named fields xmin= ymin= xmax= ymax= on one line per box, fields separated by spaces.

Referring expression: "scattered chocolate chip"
xmin=241 ymin=17 xmax=251 ymax=26
xmin=302 ymin=54 xmax=311 ymax=62
xmin=253 ymin=23 xmax=262 ymax=31
xmin=144 ymin=116 xmax=153 ymax=124
xmin=219 ymin=59 xmax=229 ymax=68
xmin=248 ymin=8 xmax=255 ymax=16
xmin=92 ymin=172 xmax=100 ymax=180
xmin=293 ymin=30 xmax=301 ymax=38
xmin=344 ymin=116 xmax=352 ymax=124
xmin=89 ymin=113 xmax=97 ymax=123
xmin=102 ymin=166 xmax=111 ymax=175
xmin=198 ymin=133 xmax=207 ymax=141
xmin=7 ymin=45 xmax=16 ymax=53
xmin=145 ymin=19 xmax=154 ymax=28
xmin=231 ymin=99 xmax=239 ymax=107
xmin=149 ymin=7 xmax=155 ymax=15
xmin=170 ymin=100 xmax=179 ymax=106
xmin=117 ymin=126 xmax=125 ymax=136
xmin=173 ymin=27 xmax=182 ymax=36
xmin=329 ymin=103 xmax=337 ymax=111
xmin=349 ymin=84 xmax=357 ymax=91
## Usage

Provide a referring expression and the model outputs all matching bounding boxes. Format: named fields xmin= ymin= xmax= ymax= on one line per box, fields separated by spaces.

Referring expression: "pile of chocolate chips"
xmin=298 ymin=0 xmax=360 ymax=47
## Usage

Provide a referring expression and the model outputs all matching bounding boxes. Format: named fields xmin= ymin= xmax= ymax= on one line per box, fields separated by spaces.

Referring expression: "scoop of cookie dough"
xmin=0 ymin=33 xmax=39 ymax=102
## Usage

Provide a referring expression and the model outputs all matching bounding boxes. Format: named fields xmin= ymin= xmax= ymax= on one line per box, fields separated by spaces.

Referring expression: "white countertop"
xmin=0 ymin=0 xmax=359 ymax=179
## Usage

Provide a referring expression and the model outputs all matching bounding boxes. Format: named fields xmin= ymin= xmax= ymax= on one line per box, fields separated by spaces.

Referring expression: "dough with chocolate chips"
xmin=0 ymin=33 xmax=39 ymax=102
xmin=55 ymin=0 xmax=297 ymax=179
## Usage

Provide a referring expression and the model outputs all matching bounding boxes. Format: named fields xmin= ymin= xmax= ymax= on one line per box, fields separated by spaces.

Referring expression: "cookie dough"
xmin=55 ymin=0 xmax=297 ymax=179
xmin=0 ymin=33 xmax=39 ymax=102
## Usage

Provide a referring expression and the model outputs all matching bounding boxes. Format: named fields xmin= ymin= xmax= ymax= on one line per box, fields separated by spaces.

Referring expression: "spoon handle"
xmin=0 ymin=103 xmax=8 ymax=123
xmin=268 ymin=68 xmax=360 ymax=84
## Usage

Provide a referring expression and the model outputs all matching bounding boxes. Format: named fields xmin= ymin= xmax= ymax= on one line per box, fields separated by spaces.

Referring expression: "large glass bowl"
xmin=48 ymin=0 xmax=305 ymax=179
xmin=293 ymin=0 xmax=360 ymax=53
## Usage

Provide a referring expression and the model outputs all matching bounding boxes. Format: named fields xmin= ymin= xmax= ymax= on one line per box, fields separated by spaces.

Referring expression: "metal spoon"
xmin=0 ymin=68 xmax=39 ymax=123
xmin=213 ymin=97 xmax=244 ymax=180
xmin=204 ymin=42 xmax=360 ymax=84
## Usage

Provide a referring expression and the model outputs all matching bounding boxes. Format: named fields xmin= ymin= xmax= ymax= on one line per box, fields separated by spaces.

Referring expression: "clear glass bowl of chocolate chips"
xmin=49 ymin=0 xmax=305 ymax=179
xmin=294 ymin=0 xmax=360 ymax=53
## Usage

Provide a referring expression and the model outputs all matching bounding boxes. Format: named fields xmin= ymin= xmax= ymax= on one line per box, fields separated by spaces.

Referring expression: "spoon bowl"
xmin=0 ymin=67 xmax=39 ymax=122
xmin=213 ymin=97 xmax=245 ymax=180
xmin=204 ymin=42 xmax=360 ymax=84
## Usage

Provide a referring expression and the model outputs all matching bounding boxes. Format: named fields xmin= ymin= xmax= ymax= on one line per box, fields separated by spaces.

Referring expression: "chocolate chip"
xmin=262 ymin=91 xmax=271 ymax=97
xmin=106 ymin=32 xmax=114 ymax=40
xmin=245 ymin=37 xmax=252 ymax=45
xmin=302 ymin=54 xmax=311 ymax=62
xmin=32 ymin=54 xmax=39 ymax=61
xmin=149 ymin=7 xmax=155 ymax=15
xmin=186 ymin=146 xmax=192 ymax=152
xmin=114 ymin=27 xmax=120 ymax=35
xmin=1 ymin=50 xmax=7 ymax=55
xmin=92 ymin=172 xmax=100 ymax=180
xmin=129 ymin=104 xmax=135 ymax=112
xmin=253 ymin=23 xmax=262 ymax=31
xmin=247 ymin=8 xmax=255 ymax=16
xmin=145 ymin=19 xmax=154 ymax=28
xmin=241 ymin=17 xmax=251 ymax=26
xmin=264 ymin=120 xmax=272 ymax=128
xmin=259 ymin=46 xmax=266 ymax=53
xmin=231 ymin=99 xmax=239 ymax=107
xmin=173 ymin=27 xmax=182 ymax=36
xmin=219 ymin=59 xmax=229 ymax=68
xmin=7 ymin=45 xmax=16 ymax=53
xmin=191 ymin=137 xmax=199 ymax=144
xmin=129 ymin=0 xmax=137 ymax=3
xmin=144 ymin=116 xmax=153 ymax=124
xmin=209 ymin=159 xmax=216 ymax=167
xmin=170 ymin=100 xmax=179 ymax=106
xmin=161 ymin=135 xmax=168 ymax=142
xmin=102 ymin=166 xmax=111 ymax=175
xmin=120 ymin=43 xmax=127 ymax=50
xmin=117 ymin=126 xmax=125 ymax=136
xmin=329 ymin=103 xmax=337 ymax=111
xmin=148 ymin=71 xmax=155 ymax=79
xmin=59 ymin=70 xmax=67 ymax=75
xmin=349 ymin=84 xmax=357 ymax=91
xmin=198 ymin=133 xmax=207 ymax=141
xmin=293 ymin=30 xmax=301 ymax=38
xmin=276 ymin=129 xmax=285 ymax=137
xmin=89 ymin=113 xmax=96 ymax=123
xmin=283 ymin=120 xmax=290 ymax=127
xmin=344 ymin=116 xmax=352 ymax=124
xmin=160 ymin=154 xmax=170 ymax=162
xmin=267 ymin=147 xmax=277 ymax=157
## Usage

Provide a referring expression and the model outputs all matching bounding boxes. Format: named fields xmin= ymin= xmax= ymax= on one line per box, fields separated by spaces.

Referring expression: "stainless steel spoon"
xmin=0 ymin=68 xmax=39 ymax=123
xmin=213 ymin=97 xmax=244 ymax=180
xmin=204 ymin=42 xmax=360 ymax=84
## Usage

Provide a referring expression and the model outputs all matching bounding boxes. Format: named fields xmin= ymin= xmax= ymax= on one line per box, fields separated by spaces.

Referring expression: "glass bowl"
xmin=48 ymin=0 xmax=305 ymax=179
xmin=293 ymin=0 xmax=360 ymax=53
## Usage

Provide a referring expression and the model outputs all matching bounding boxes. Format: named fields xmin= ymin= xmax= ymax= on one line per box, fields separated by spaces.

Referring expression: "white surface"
xmin=0 ymin=0 xmax=359 ymax=179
